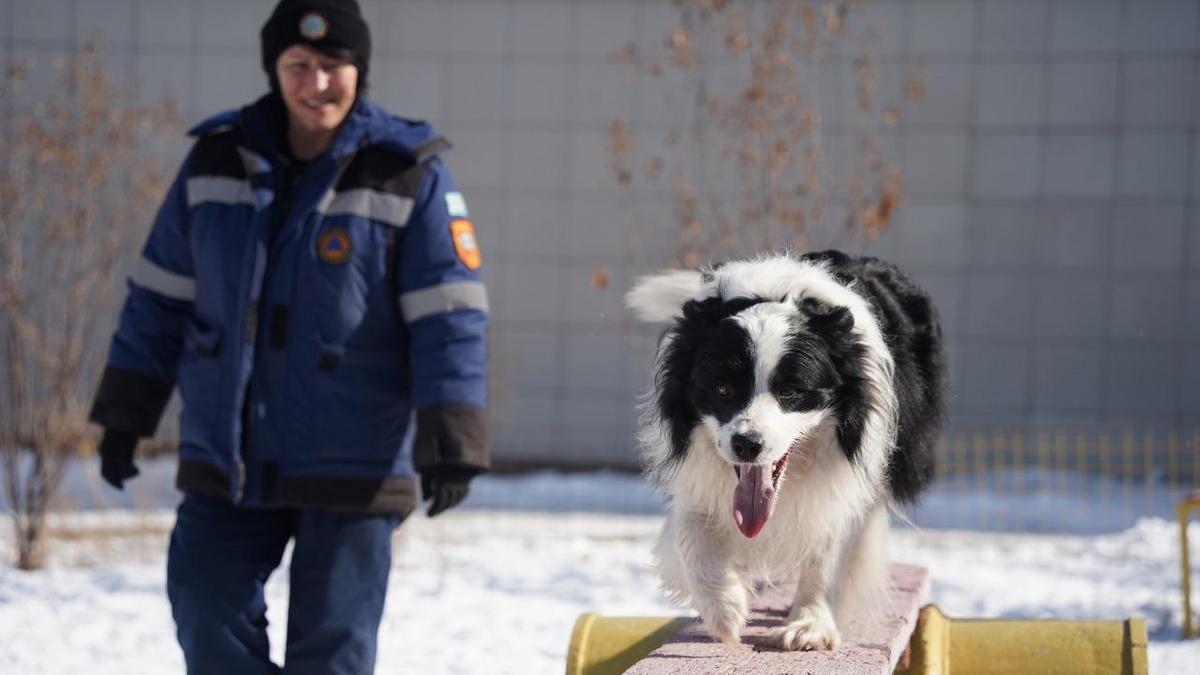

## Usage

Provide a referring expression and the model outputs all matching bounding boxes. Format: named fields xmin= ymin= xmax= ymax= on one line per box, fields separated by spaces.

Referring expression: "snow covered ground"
xmin=1 ymin=471 xmax=1198 ymax=674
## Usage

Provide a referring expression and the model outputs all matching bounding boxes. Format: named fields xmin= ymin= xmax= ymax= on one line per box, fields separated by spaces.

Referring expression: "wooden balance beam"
xmin=568 ymin=562 xmax=1148 ymax=674
xmin=569 ymin=563 xmax=928 ymax=675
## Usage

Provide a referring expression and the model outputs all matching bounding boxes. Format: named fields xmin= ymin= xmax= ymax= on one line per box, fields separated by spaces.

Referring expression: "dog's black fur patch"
xmin=787 ymin=298 xmax=872 ymax=466
xmin=657 ymin=297 xmax=762 ymax=465
xmin=799 ymin=250 xmax=947 ymax=503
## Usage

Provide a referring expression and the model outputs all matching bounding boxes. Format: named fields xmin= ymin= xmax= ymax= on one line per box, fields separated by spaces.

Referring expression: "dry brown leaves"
xmin=607 ymin=0 xmax=921 ymax=270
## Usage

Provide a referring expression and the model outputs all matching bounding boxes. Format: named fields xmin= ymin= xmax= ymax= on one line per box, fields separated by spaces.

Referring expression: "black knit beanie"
xmin=261 ymin=0 xmax=371 ymax=92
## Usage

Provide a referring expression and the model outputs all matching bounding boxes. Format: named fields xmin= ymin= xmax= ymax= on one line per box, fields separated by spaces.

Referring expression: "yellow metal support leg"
xmin=1181 ymin=492 xmax=1200 ymax=639
xmin=565 ymin=614 xmax=691 ymax=675
xmin=896 ymin=605 xmax=1148 ymax=675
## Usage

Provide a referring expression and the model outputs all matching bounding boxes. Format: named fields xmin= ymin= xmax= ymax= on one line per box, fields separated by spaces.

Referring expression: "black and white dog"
xmin=626 ymin=251 xmax=946 ymax=650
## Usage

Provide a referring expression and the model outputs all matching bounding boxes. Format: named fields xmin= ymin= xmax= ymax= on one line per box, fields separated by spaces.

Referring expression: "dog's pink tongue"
xmin=732 ymin=465 xmax=775 ymax=538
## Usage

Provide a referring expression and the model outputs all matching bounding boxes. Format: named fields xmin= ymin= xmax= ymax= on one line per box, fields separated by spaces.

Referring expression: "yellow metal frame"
xmin=565 ymin=614 xmax=691 ymax=675
xmin=896 ymin=605 xmax=1147 ymax=675
xmin=1181 ymin=492 xmax=1200 ymax=639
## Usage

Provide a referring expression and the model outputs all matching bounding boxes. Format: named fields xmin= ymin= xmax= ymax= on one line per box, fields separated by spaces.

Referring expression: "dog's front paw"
xmin=766 ymin=604 xmax=841 ymax=651
xmin=702 ymin=608 xmax=746 ymax=646
xmin=694 ymin=584 xmax=749 ymax=645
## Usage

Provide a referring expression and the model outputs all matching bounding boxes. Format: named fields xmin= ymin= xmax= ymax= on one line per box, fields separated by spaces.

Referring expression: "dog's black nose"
xmin=731 ymin=433 xmax=762 ymax=462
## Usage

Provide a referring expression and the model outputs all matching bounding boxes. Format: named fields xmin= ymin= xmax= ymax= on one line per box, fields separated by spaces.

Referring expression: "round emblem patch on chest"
xmin=317 ymin=228 xmax=352 ymax=264
xmin=299 ymin=12 xmax=329 ymax=40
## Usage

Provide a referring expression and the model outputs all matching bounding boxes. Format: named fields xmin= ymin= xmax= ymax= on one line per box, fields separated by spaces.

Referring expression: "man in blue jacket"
xmin=88 ymin=1 xmax=489 ymax=672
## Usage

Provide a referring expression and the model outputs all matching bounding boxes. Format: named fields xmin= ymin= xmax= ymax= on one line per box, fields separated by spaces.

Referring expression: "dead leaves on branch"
xmin=2 ymin=43 xmax=179 ymax=568
xmin=609 ymin=0 xmax=924 ymax=270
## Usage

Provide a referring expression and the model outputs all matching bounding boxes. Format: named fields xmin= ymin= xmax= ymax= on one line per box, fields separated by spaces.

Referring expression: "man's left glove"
xmin=98 ymin=429 xmax=140 ymax=490
xmin=421 ymin=466 xmax=480 ymax=517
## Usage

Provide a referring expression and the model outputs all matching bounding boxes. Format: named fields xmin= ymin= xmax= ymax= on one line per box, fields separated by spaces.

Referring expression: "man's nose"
xmin=312 ymin=68 xmax=330 ymax=90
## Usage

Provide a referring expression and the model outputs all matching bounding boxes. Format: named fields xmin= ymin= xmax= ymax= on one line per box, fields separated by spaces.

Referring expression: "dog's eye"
xmin=715 ymin=383 xmax=731 ymax=397
xmin=778 ymin=386 xmax=800 ymax=399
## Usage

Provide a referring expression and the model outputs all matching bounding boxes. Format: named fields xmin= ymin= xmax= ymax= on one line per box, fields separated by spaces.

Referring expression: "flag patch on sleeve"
xmin=450 ymin=219 xmax=482 ymax=270
xmin=445 ymin=191 xmax=470 ymax=217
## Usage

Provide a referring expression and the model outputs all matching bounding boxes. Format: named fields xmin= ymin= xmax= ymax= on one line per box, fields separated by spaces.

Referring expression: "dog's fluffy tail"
xmin=625 ymin=270 xmax=705 ymax=323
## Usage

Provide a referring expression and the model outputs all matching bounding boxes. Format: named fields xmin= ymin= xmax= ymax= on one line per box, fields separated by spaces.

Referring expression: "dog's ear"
xmin=799 ymin=297 xmax=854 ymax=336
xmin=626 ymin=270 xmax=705 ymax=323
xmin=801 ymin=297 xmax=868 ymax=464
xmin=835 ymin=398 xmax=868 ymax=465
xmin=681 ymin=296 xmax=724 ymax=322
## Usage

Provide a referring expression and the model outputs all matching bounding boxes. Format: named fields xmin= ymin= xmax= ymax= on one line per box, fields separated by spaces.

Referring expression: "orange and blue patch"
xmin=450 ymin=219 xmax=482 ymax=270
xmin=317 ymin=228 xmax=352 ymax=264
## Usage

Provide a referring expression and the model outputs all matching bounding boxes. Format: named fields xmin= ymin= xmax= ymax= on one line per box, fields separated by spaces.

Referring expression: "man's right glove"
xmin=98 ymin=429 xmax=139 ymax=490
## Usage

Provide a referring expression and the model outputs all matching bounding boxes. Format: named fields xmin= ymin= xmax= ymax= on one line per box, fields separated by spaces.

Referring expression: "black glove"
xmin=421 ymin=466 xmax=479 ymax=518
xmin=98 ymin=429 xmax=139 ymax=490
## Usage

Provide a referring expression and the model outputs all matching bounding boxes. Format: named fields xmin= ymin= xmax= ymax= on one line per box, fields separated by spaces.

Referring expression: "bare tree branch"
xmin=0 ymin=43 xmax=178 ymax=569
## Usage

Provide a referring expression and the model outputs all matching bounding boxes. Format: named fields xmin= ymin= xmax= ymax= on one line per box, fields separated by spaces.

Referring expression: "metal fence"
xmin=907 ymin=429 xmax=1200 ymax=534
xmin=5 ymin=428 xmax=1194 ymax=541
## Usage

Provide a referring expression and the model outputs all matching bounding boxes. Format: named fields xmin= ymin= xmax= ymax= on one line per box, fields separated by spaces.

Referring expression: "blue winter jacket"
xmin=90 ymin=94 xmax=489 ymax=515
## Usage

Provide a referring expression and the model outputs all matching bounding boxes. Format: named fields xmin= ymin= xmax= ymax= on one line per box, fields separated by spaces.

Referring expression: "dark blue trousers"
xmin=166 ymin=494 xmax=400 ymax=675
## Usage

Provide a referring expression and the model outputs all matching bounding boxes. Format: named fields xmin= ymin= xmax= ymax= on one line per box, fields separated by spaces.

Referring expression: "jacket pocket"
xmin=177 ymin=322 xmax=224 ymax=448
xmin=302 ymin=335 xmax=410 ymax=463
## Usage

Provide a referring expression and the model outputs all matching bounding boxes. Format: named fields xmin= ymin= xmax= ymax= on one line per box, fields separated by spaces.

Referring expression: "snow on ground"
xmin=1 ymin=471 xmax=1198 ymax=673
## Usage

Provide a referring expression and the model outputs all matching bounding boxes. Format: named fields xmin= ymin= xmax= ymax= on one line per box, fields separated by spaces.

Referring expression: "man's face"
xmin=275 ymin=44 xmax=358 ymax=135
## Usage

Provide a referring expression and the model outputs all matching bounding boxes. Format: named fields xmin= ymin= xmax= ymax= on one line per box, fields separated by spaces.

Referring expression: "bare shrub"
xmin=0 ymin=44 xmax=177 ymax=569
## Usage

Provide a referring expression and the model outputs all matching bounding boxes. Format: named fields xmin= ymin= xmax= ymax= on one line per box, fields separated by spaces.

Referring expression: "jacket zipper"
xmin=232 ymin=155 xmax=277 ymax=506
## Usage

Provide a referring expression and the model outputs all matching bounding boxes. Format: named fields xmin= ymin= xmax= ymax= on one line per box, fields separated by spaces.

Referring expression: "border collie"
xmin=626 ymin=251 xmax=946 ymax=650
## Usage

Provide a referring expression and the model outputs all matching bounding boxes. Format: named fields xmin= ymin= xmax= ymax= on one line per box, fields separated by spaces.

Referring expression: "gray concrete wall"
xmin=4 ymin=0 xmax=1197 ymax=467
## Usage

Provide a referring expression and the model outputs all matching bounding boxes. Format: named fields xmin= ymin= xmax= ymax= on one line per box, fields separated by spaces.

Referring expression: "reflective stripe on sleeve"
xmin=399 ymin=281 xmax=489 ymax=322
xmin=129 ymin=257 xmax=196 ymax=301
xmin=324 ymin=189 xmax=415 ymax=228
xmin=186 ymin=175 xmax=257 ymax=208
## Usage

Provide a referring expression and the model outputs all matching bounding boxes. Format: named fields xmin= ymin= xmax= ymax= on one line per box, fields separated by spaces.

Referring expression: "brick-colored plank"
xmin=625 ymin=563 xmax=930 ymax=675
